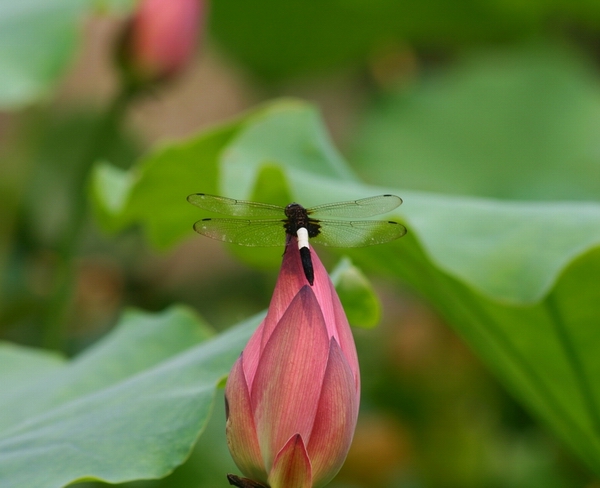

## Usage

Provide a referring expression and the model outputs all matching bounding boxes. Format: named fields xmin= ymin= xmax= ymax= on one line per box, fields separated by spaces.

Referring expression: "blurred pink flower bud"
xmin=225 ymin=239 xmax=360 ymax=488
xmin=117 ymin=0 xmax=203 ymax=88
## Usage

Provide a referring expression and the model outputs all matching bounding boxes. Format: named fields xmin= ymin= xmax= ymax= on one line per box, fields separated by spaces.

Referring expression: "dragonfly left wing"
xmin=187 ymin=194 xmax=285 ymax=218
xmin=193 ymin=218 xmax=287 ymax=246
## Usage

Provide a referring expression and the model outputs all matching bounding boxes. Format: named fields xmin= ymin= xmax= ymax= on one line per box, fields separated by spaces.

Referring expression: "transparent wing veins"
xmin=188 ymin=193 xmax=406 ymax=248
xmin=193 ymin=218 xmax=286 ymax=246
xmin=308 ymin=194 xmax=402 ymax=218
xmin=310 ymin=219 xmax=407 ymax=247
xmin=187 ymin=193 xmax=285 ymax=218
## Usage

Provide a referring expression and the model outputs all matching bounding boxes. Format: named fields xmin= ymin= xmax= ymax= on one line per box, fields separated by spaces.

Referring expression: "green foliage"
xmin=0 ymin=307 xmax=261 ymax=488
xmin=0 ymin=0 xmax=137 ymax=109
xmin=92 ymin=98 xmax=600 ymax=477
xmin=3 ymin=1 xmax=600 ymax=483
xmin=0 ymin=0 xmax=86 ymax=108
xmin=94 ymin=0 xmax=136 ymax=13
xmin=91 ymin=117 xmax=242 ymax=247
xmin=208 ymin=0 xmax=600 ymax=79
xmin=92 ymin=99 xmax=600 ymax=304
xmin=330 ymin=258 xmax=381 ymax=329
xmin=351 ymin=43 xmax=600 ymax=201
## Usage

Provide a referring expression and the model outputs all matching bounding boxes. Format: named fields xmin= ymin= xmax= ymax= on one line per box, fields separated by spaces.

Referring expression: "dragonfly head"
xmin=284 ymin=202 xmax=305 ymax=218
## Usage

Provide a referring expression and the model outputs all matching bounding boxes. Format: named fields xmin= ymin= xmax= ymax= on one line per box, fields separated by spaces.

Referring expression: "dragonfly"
xmin=187 ymin=193 xmax=406 ymax=286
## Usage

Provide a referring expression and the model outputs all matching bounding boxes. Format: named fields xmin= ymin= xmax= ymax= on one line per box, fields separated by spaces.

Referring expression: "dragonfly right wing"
xmin=193 ymin=218 xmax=287 ymax=247
xmin=187 ymin=193 xmax=285 ymax=218
xmin=310 ymin=219 xmax=407 ymax=247
xmin=309 ymin=194 xmax=402 ymax=218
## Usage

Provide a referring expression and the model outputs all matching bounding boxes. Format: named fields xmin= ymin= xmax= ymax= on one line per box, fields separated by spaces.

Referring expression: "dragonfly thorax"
xmin=284 ymin=203 xmax=321 ymax=238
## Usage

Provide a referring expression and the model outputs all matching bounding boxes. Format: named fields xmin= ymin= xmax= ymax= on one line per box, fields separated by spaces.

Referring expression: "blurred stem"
xmin=41 ymin=88 xmax=133 ymax=351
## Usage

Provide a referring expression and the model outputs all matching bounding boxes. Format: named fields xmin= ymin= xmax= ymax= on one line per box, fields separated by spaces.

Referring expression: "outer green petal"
xmin=268 ymin=434 xmax=312 ymax=488
xmin=308 ymin=339 xmax=359 ymax=487
xmin=251 ymin=286 xmax=330 ymax=471
xmin=259 ymin=238 xmax=314 ymax=348
xmin=225 ymin=354 xmax=267 ymax=483
xmin=258 ymin=239 xmax=360 ymax=388
xmin=239 ymin=320 xmax=265 ymax=390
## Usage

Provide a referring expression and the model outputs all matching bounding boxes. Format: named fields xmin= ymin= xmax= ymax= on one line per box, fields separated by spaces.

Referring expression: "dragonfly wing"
xmin=193 ymin=218 xmax=287 ymax=246
xmin=308 ymin=194 xmax=402 ymax=218
xmin=187 ymin=193 xmax=285 ymax=218
xmin=310 ymin=219 xmax=407 ymax=247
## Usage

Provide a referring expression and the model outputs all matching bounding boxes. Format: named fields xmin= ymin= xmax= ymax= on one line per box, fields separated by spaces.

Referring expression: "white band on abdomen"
xmin=297 ymin=227 xmax=310 ymax=249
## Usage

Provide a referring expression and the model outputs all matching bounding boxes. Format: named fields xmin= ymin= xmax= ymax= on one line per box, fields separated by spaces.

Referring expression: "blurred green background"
xmin=1 ymin=0 xmax=600 ymax=487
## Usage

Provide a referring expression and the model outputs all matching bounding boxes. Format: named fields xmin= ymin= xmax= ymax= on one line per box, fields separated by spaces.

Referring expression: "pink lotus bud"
xmin=225 ymin=239 xmax=360 ymax=488
xmin=117 ymin=0 xmax=203 ymax=88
